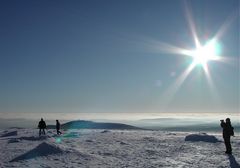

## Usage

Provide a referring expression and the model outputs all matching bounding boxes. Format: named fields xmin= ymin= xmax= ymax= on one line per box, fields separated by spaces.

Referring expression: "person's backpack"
xmin=230 ymin=126 xmax=234 ymax=136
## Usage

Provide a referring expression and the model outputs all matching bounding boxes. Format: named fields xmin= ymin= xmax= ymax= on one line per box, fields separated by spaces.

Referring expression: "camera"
xmin=220 ymin=120 xmax=224 ymax=122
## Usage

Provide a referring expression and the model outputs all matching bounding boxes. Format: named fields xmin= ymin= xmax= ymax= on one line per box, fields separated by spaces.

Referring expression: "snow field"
xmin=0 ymin=129 xmax=239 ymax=168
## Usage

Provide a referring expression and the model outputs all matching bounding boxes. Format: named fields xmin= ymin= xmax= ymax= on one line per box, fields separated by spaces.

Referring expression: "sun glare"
xmin=191 ymin=40 xmax=221 ymax=66
xmin=155 ymin=0 xmax=234 ymax=109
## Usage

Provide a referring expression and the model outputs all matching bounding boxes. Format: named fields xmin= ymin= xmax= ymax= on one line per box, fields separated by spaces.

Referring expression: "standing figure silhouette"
xmin=220 ymin=118 xmax=234 ymax=154
xmin=38 ymin=118 xmax=46 ymax=136
xmin=56 ymin=120 xmax=62 ymax=135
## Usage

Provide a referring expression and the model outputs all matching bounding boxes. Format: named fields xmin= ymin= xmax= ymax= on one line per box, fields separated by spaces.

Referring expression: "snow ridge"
xmin=185 ymin=133 xmax=220 ymax=143
xmin=10 ymin=142 xmax=63 ymax=162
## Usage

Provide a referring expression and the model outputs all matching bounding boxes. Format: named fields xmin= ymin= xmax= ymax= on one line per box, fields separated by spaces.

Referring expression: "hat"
xmin=226 ymin=118 xmax=230 ymax=122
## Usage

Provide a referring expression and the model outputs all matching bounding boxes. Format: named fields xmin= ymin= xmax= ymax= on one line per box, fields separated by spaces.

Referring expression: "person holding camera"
xmin=220 ymin=118 xmax=234 ymax=154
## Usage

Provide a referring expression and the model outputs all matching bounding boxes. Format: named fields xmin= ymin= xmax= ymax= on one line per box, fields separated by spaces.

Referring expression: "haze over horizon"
xmin=0 ymin=0 xmax=239 ymax=117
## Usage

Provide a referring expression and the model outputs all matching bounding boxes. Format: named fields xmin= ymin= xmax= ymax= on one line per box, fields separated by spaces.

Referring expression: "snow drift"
xmin=1 ymin=130 xmax=17 ymax=137
xmin=10 ymin=142 xmax=63 ymax=162
xmin=185 ymin=133 xmax=220 ymax=143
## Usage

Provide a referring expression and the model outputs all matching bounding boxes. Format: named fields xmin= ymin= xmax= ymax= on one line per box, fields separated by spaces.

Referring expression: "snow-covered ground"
xmin=0 ymin=128 xmax=239 ymax=168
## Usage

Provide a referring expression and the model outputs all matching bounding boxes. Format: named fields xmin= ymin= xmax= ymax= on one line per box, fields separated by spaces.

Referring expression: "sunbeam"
xmin=160 ymin=62 xmax=196 ymax=110
xmin=183 ymin=0 xmax=200 ymax=48
xmin=152 ymin=0 xmax=237 ymax=108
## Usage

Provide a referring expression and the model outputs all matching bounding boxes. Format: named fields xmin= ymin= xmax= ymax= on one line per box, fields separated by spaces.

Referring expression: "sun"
xmin=191 ymin=39 xmax=221 ymax=66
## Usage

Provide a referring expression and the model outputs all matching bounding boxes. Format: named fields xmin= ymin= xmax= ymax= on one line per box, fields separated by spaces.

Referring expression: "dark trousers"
xmin=223 ymin=136 xmax=232 ymax=153
xmin=57 ymin=129 xmax=62 ymax=135
xmin=39 ymin=129 xmax=45 ymax=136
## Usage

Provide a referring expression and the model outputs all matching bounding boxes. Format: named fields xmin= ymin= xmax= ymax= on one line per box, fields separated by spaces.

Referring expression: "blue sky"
xmin=0 ymin=0 xmax=239 ymax=114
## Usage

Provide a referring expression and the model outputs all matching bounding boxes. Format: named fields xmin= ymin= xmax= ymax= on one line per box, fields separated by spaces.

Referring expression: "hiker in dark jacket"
xmin=38 ymin=118 xmax=46 ymax=136
xmin=56 ymin=120 xmax=62 ymax=135
xmin=220 ymin=118 xmax=234 ymax=154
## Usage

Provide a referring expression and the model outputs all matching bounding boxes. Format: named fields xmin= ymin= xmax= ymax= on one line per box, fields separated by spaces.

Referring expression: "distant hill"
xmin=47 ymin=120 xmax=143 ymax=130
xmin=135 ymin=118 xmax=240 ymax=133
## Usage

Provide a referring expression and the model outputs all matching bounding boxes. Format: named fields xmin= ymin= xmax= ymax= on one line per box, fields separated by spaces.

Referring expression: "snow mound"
xmin=120 ymin=141 xmax=128 ymax=145
xmin=18 ymin=136 xmax=48 ymax=141
xmin=142 ymin=136 xmax=157 ymax=142
xmin=10 ymin=142 xmax=63 ymax=162
xmin=8 ymin=138 xmax=20 ymax=143
xmin=185 ymin=133 xmax=219 ymax=143
xmin=8 ymin=136 xmax=48 ymax=143
xmin=101 ymin=130 xmax=110 ymax=133
xmin=1 ymin=131 xmax=17 ymax=137
xmin=86 ymin=139 xmax=94 ymax=142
